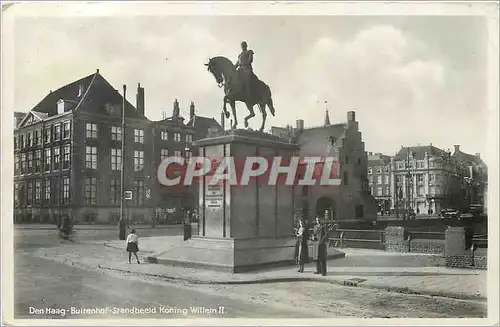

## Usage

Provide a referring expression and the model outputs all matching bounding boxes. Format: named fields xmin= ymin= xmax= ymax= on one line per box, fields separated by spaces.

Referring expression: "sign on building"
xmin=124 ymin=191 xmax=133 ymax=200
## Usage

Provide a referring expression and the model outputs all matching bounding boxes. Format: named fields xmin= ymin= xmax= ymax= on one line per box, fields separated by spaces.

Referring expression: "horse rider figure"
xmin=235 ymin=41 xmax=258 ymax=101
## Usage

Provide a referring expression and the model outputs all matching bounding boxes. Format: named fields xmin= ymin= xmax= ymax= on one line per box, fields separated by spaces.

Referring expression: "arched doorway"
xmin=316 ymin=196 xmax=336 ymax=220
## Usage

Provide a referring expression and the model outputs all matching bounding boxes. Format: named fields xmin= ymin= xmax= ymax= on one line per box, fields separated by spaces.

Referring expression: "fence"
xmin=329 ymin=227 xmax=487 ymax=256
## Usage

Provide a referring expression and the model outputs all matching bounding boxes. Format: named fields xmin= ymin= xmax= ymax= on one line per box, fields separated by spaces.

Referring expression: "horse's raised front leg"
xmin=244 ymin=102 xmax=255 ymax=128
xmin=258 ymin=102 xmax=267 ymax=132
xmin=229 ymin=100 xmax=238 ymax=129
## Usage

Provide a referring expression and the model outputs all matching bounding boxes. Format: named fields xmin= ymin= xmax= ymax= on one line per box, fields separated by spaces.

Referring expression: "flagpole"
xmin=120 ymin=85 xmax=127 ymax=228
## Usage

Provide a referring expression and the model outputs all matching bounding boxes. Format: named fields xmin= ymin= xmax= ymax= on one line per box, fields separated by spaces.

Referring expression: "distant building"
xmin=367 ymin=152 xmax=392 ymax=215
xmin=452 ymin=145 xmax=488 ymax=211
xmin=271 ymin=111 xmax=376 ymax=223
xmin=390 ymin=144 xmax=462 ymax=215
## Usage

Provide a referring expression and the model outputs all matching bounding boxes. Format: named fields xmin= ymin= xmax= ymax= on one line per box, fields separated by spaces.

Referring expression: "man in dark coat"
xmin=316 ymin=223 xmax=338 ymax=276
xmin=312 ymin=216 xmax=322 ymax=273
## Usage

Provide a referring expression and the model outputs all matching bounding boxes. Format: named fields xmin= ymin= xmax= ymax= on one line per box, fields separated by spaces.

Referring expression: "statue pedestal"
xmin=157 ymin=130 xmax=302 ymax=272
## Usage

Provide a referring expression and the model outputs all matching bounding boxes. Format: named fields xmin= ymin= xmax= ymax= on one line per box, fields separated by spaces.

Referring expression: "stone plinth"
xmin=155 ymin=129 xmax=319 ymax=272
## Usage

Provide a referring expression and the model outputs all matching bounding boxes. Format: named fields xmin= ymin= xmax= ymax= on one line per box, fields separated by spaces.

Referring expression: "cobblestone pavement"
xmin=26 ymin=243 xmax=488 ymax=318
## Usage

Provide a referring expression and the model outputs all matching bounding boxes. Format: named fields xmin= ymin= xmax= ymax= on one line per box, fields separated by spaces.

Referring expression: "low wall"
xmin=444 ymin=227 xmax=487 ymax=270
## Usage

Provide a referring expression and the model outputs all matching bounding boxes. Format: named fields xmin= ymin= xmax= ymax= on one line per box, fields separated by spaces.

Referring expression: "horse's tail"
xmin=265 ymin=85 xmax=275 ymax=116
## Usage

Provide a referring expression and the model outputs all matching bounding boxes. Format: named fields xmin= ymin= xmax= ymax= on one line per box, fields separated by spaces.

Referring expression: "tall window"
xmin=111 ymin=126 xmax=122 ymax=141
xmin=186 ymin=134 xmax=193 ymax=143
xmin=161 ymin=130 xmax=168 ymax=140
xmin=416 ymin=174 xmax=424 ymax=183
xmin=110 ymin=148 xmax=122 ymax=171
xmin=174 ymin=132 xmax=181 ymax=142
xmin=44 ymin=148 xmax=51 ymax=171
xmin=343 ymin=171 xmax=349 ymax=186
xmin=27 ymin=132 xmax=32 ymax=147
xmin=14 ymin=183 xmax=19 ymax=206
xmin=14 ymin=136 xmax=18 ymax=150
xmin=160 ymin=149 xmax=169 ymax=161
xmin=27 ymin=181 xmax=33 ymax=205
xmin=376 ymin=186 xmax=382 ymax=196
xmin=429 ymin=174 xmax=435 ymax=182
xmin=44 ymin=128 xmax=51 ymax=143
xmin=174 ymin=150 xmax=181 ymax=157
xmin=84 ymin=178 xmax=97 ymax=205
xmin=35 ymin=180 xmax=42 ymax=204
xmin=62 ymin=177 xmax=70 ymax=203
xmin=20 ymin=153 xmax=26 ymax=174
xmin=53 ymin=147 xmax=61 ymax=170
xmin=19 ymin=134 xmax=24 ymax=148
xmin=62 ymin=145 xmax=70 ymax=169
xmin=27 ymin=152 xmax=33 ymax=172
xmin=185 ymin=150 xmax=192 ymax=159
xmin=86 ymin=123 xmax=98 ymax=138
xmin=54 ymin=124 xmax=61 ymax=141
xmin=110 ymin=179 xmax=121 ymax=205
xmin=133 ymin=180 xmax=144 ymax=206
xmin=45 ymin=180 xmax=51 ymax=202
xmin=85 ymin=146 xmax=97 ymax=169
xmin=52 ymin=179 xmax=60 ymax=205
xmin=377 ymin=176 xmax=382 ymax=184
xmin=34 ymin=150 xmax=41 ymax=172
xmin=134 ymin=129 xmax=144 ymax=143
xmin=14 ymin=155 xmax=20 ymax=175
xmin=34 ymin=130 xmax=41 ymax=145
xmin=134 ymin=150 xmax=144 ymax=171
xmin=384 ymin=175 xmax=389 ymax=184
xmin=63 ymin=122 xmax=71 ymax=139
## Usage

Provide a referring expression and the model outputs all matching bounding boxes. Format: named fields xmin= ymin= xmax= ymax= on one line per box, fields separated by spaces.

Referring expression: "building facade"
xmin=13 ymin=71 xmax=220 ymax=224
xmin=272 ymin=111 xmax=377 ymax=223
xmin=367 ymin=153 xmax=392 ymax=215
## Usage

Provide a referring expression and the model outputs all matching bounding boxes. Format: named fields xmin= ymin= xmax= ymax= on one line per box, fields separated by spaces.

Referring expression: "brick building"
xmin=13 ymin=70 xmax=220 ymax=224
xmin=367 ymin=152 xmax=392 ymax=214
xmin=272 ymin=111 xmax=377 ymax=223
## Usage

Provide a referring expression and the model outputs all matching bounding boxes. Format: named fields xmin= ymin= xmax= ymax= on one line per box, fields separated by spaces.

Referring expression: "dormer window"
xmin=57 ymin=100 xmax=65 ymax=114
xmin=105 ymin=103 xmax=120 ymax=116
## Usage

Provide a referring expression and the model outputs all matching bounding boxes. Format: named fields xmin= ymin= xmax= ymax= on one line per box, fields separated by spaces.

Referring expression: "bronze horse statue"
xmin=205 ymin=56 xmax=275 ymax=132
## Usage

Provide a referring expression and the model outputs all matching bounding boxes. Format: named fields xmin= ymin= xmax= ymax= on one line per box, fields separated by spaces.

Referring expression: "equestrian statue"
xmin=205 ymin=41 xmax=275 ymax=132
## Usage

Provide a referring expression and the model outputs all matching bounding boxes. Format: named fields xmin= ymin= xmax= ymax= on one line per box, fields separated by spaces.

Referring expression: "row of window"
xmin=15 ymin=122 xmax=71 ymax=150
xmin=368 ymin=161 xmax=445 ymax=174
xmin=371 ymin=185 xmax=444 ymax=197
xmin=14 ymin=178 xmax=70 ymax=206
xmin=14 ymin=178 xmax=146 ymax=206
xmin=87 ymin=123 xmax=193 ymax=143
xmin=84 ymin=178 xmax=145 ymax=206
xmin=14 ymin=146 xmax=71 ymax=175
xmin=369 ymin=173 xmax=447 ymax=185
xmin=85 ymin=147 xmax=192 ymax=171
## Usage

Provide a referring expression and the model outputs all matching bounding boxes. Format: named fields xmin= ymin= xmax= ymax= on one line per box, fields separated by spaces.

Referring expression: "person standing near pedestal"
xmin=312 ymin=216 xmax=322 ymax=274
xmin=296 ymin=220 xmax=309 ymax=273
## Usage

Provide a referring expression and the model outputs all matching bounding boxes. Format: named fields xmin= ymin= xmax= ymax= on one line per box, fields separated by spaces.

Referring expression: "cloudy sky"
xmin=4 ymin=2 xmax=495 ymax=157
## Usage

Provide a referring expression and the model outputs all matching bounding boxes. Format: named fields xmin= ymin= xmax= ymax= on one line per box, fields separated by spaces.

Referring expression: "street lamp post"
xmin=120 ymin=85 xmax=127 ymax=228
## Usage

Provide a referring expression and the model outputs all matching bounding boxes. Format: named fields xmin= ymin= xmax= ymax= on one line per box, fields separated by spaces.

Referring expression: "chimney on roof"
xmin=347 ymin=111 xmax=356 ymax=122
xmin=96 ymin=69 xmax=100 ymax=74
xmin=475 ymin=153 xmax=480 ymax=158
xmin=296 ymin=119 xmax=304 ymax=132
xmin=454 ymin=144 xmax=460 ymax=153
xmin=173 ymin=99 xmax=180 ymax=118
xmin=190 ymin=101 xmax=195 ymax=120
xmin=136 ymin=83 xmax=145 ymax=116
xmin=324 ymin=110 xmax=331 ymax=126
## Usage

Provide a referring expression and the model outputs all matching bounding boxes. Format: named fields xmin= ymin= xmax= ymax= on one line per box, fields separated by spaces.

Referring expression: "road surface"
xmin=11 ymin=227 xmax=488 ymax=320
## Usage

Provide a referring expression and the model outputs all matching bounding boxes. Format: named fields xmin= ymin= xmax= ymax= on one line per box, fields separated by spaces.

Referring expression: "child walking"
xmin=126 ymin=229 xmax=140 ymax=264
